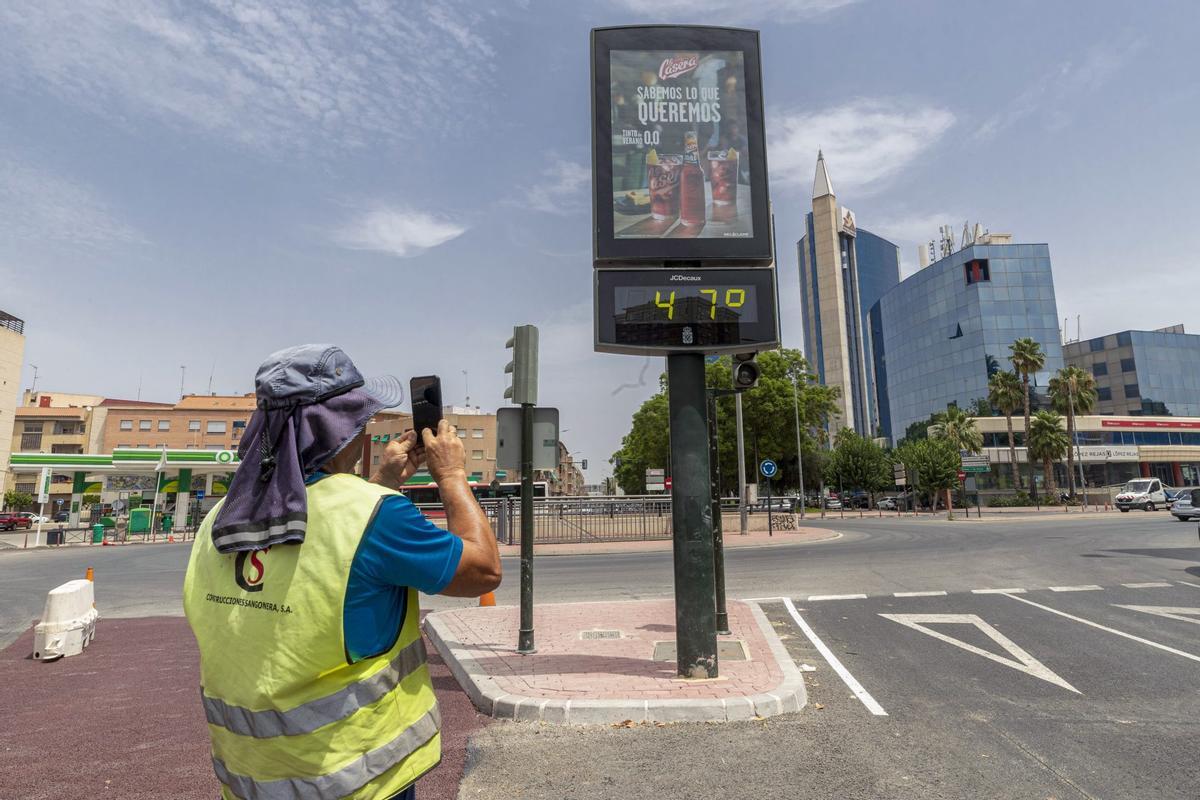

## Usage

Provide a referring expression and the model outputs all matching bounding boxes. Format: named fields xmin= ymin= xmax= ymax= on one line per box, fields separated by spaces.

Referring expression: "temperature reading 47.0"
xmin=654 ymin=288 xmax=747 ymax=320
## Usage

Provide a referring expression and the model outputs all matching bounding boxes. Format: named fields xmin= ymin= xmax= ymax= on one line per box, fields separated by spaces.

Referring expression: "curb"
xmin=423 ymin=600 xmax=807 ymax=726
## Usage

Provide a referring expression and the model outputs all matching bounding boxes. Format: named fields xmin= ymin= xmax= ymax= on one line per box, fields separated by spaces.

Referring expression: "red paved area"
xmin=434 ymin=599 xmax=782 ymax=700
xmin=0 ymin=616 xmax=487 ymax=800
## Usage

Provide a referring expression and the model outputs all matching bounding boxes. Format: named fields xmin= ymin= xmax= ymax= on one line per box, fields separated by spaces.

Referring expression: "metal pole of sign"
xmin=791 ymin=376 xmax=806 ymax=520
xmin=517 ymin=402 xmax=535 ymax=654
xmin=735 ymin=393 xmax=748 ymax=535
xmin=707 ymin=393 xmax=729 ymax=635
xmin=766 ymin=474 xmax=773 ymax=537
xmin=668 ymin=353 xmax=718 ymax=679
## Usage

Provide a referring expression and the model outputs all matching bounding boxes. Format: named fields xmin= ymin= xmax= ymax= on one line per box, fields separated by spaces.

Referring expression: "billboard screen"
xmin=592 ymin=27 xmax=771 ymax=266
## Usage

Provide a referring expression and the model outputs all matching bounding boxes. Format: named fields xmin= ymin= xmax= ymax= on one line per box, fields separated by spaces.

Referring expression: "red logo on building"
xmin=659 ymin=55 xmax=699 ymax=81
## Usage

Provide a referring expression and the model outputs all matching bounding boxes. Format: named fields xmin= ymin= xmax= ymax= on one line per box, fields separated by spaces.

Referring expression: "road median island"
xmin=424 ymin=598 xmax=806 ymax=725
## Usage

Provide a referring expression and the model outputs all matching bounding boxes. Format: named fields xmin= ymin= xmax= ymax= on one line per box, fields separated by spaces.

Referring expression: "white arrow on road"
xmin=879 ymin=613 xmax=1080 ymax=694
xmin=1114 ymin=605 xmax=1200 ymax=626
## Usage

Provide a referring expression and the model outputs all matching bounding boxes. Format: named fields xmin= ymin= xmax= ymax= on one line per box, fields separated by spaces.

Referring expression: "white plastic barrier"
xmin=33 ymin=579 xmax=99 ymax=661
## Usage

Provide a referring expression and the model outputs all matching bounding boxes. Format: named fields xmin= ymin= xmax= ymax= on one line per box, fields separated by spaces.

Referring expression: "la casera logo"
xmin=658 ymin=55 xmax=699 ymax=81
xmin=235 ymin=548 xmax=268 ymax=592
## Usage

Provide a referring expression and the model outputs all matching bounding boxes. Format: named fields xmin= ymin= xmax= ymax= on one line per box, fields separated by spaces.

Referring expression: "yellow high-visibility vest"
xmin=183 ymin=473 xmax=440 ymax=800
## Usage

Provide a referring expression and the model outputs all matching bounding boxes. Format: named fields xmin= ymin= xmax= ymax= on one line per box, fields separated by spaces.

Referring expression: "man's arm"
xmin=373 ymin=423 xmax=501 ymax=597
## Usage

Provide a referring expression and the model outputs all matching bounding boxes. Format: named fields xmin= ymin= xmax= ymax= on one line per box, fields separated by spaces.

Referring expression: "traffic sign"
xmin=760 ymin=459 xmax=778 ymax=479
xmin=665 ymin=477 xmax=672 ymax=490
xmin=957 ymin=470 xmax=966 ymax=482
xmin=893 ymin=462 xmax=907 ymax=486
xmin=195 ymin=490 xmax=205 ymax=501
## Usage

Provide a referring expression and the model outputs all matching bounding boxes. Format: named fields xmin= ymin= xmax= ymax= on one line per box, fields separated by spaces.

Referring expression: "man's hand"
xmin=422 ymin=419 xmax=467 ymax=484
xmin=370 ymin=430 xmax=423 ymax=491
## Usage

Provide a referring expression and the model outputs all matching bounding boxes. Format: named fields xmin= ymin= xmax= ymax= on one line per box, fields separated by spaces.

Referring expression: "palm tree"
xmin=1009 ymin=338 xmax=1046 ymax=497
xmin=988 ymin=371 xmax=1024 ymax=491
xmin=931 ymin=405 xmax=983 ymax=517
xmin=1028 ymin=410 xmax=1069 ymax=494
xmin=1048 ymin=366 xmax=1098 ymax=497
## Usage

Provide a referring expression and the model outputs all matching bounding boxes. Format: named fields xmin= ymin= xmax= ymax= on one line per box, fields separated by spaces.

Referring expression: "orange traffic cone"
xmin=85 ymin=566 xmax=94 ymax=582
xmin=479 ymin=592 xmax=496 ymax=607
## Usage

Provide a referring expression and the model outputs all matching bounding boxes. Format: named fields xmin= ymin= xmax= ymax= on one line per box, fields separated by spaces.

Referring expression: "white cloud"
xmin=973 ymin=36 xmax=1146 ymax=140
xmin=605 ymin=0 xmax=858 ymax=22
xmin=0 ymin=0 xmax=507 ymax=152
xmin=517 ymin=158 xmax=591 ymax=216
xmin=333 ymin=206 xmax=466 ymax=258
xmin=770 ymin=100 xmax=955 ymax=195
xmin=0 ymin=157 xmax=145 ymax=248
xmin=870 ymin=212 xmax=962 ymax=276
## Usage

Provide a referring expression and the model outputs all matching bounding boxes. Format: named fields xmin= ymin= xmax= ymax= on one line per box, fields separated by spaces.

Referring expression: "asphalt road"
xmin=4 ymin=512 xmax=1198 ymax=649
xmin=4 ymin=512 xmax=1199 ymax=799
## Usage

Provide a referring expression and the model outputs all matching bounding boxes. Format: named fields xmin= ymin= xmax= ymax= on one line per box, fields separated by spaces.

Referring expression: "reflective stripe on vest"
xmin=201 ymin=636 xmax=428 ymax=739
xmin=213 ymin=705 xmax=441 ymax=800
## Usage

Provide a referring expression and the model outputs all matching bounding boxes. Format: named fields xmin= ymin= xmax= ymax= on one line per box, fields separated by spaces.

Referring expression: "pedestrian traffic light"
xmin=732 ymin=353 xmax=759 ymax=391
xmin=504 ymin=324 xmax=539 ymax=405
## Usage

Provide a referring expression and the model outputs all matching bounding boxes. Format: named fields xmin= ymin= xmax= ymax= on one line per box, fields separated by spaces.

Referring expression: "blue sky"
xmin=2 ymin=0 xmax=1197 ymax=481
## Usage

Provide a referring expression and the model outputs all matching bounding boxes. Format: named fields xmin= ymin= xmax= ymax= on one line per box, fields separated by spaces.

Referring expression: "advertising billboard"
xmin=592 ymin=26 xmax=771 ymax=266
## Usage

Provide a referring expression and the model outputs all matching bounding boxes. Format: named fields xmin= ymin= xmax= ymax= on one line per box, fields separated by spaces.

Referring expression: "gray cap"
xmin=254 ymin=344 xmax=404 ymax=410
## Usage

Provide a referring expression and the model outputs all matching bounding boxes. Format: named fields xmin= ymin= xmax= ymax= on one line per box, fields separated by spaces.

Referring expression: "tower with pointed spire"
xmin=797 ymin=151 xmax=901 ymax=440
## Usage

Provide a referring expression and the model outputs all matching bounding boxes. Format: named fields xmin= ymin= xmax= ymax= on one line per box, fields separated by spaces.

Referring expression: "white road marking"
xmin=781 ymin=598 xmax=888 ymax=716
xmin=808 ymin=593 xmax=868 ymax=601
xmin=972 ymin=588 xmax=1027 ymax=594
xmin=1122 ymin=582 xmax=1173 ymax=588
xmin=1114 ymin=605 xmax=1200 ymax=626
xmin=1175 ymin=581 xmax=1200 ymax=589
xmin=1049 ymin=585 xmax=1103 ymax=592
xmin=879 ymin=613 xmax=1079 ymax=693
xmin=893 ymin=591 xmax=947 ymax=597
xmin=1002 ymin=593 xmax=1200 ymax=664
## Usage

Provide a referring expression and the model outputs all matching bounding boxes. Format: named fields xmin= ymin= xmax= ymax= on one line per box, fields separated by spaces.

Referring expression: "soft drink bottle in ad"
xmin=679 ymin=131 xmax=705 ymax=227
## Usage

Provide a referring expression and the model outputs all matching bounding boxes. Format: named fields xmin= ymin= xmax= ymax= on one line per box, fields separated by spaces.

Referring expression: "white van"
xmin=1115 ymin=478 xmax=1168 ymax=512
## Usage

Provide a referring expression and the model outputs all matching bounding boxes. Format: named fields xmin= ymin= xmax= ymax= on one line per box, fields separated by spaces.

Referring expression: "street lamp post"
xmin=1069 ymin=383 xmax=1088 ymax=510
xmin=791 ymin=375 xmax=806 ymax=520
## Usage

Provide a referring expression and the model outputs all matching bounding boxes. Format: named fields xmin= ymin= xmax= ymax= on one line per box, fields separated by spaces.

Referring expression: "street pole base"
xmin=517 ymin=630 xmax=536 ymax=655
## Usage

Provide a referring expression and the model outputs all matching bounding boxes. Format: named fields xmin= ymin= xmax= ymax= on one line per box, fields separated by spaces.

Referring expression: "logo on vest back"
xmin=234 ymin=548 xmax=268 ymax=592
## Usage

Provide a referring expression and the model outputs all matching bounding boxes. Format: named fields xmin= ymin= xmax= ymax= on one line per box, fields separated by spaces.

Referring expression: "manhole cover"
xmin=580 ymin=629 xmax=622 ymax=640
xmin=652 ymin=640 xmax=748 ymax=662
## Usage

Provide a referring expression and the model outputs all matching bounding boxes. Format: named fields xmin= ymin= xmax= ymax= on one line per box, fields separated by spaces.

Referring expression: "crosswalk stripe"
xmin=1049 ymin=585 xmax=1103 ymax=592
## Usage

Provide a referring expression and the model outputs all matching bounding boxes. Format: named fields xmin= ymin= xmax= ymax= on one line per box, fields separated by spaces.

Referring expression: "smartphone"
xmin=410 ymin=375 xmax=443 ymax=439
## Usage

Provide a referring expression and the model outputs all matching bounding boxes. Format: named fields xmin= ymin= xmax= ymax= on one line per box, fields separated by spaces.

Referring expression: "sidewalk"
xmin=0 ymin=617 xmax=487 ymax=800
xmin=498 ymin=525 xmax=838 ymax=556
xmin=425 ymin=598 xmax=805 ymax=726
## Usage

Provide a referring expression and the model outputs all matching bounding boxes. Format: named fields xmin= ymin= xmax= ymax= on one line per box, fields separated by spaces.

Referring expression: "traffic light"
xmin=732 ymin=353 xmax=759 ymax=391
xmin=504 ymin=324 xmax=539 ymax=405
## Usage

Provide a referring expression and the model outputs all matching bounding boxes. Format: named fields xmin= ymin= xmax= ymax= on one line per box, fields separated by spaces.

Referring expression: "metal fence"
xmin=419 ymin=496 xmax=675 ymax=545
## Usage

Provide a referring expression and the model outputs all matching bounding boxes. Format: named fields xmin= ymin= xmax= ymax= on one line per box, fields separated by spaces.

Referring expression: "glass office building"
xmin=797 ymin=152 xmax=900 ymax=438
xmin=871 ymin=242 xmax=1063 ymax=441
xmin=1064 ymin=325 xmax=1200 ymax=417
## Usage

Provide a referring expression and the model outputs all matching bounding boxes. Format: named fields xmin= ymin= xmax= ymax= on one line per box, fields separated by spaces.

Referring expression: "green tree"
xmin=1028 ymin=410 xmax=1069 ymax=494
xmin=3 ymin=490 xmax=34 ymax=511
xmin=895 ymin=437 xmax=960 ymax=519
xmin=824 ymin=428 xmax=891 ymax=504
xmin=82 ymin=493 xmax=101 ymax=507
xmin=610 ymin=349 xmax=840 ymax=497
xmin=930 ymin=406 xmax=982 ymax=515
xmin=988 ymin=370 xmax=1024 ymax=491
xmin=610 ymin=382 xmax=671 ymax=494
xmin=1009 ymin=338 xmax=1046 ymax=496
xmin=1049 ymin=366 xmax=1097 ymax=497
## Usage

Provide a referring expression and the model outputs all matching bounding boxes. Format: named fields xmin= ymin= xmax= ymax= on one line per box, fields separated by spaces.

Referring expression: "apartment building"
xmin=100 ymin=394 xmax=256 ymax=451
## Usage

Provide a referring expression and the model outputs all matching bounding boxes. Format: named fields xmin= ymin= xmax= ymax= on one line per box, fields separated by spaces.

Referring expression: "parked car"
xmin=53 ymin=511 xmax=70 ymax=522
xmin=19 ymin=512 xmax=50 ymax=524
xmin=824 ymin=495 xmax=843 ymax=510
xmin=1170 ymin=488 xmax=1200 ymax=522
xmin=877 ymin=496 xmax=898 ymax=510
xmin=1115 ymin=478 xmax=1168 ymax=512
xmin=0 ymin=512 xmax=33 ymax=531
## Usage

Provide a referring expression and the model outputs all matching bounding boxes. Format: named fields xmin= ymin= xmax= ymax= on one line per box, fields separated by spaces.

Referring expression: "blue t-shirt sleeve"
xmin=354 ymin=494 xmax=463 ymax=594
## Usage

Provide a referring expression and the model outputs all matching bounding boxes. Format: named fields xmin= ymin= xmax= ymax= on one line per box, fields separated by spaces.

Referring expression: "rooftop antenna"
xmin=29 ymin=363 xmax=38 ymax=395
xmin=463 ymin=369 xmax=470 ymax=407
xmin=137 ymin=370 xmax=143 ymax=401
xmin=179 ymin=365 xmax=186 ymax=399
xmin=207 ymin=360 xmax=216 ymax=396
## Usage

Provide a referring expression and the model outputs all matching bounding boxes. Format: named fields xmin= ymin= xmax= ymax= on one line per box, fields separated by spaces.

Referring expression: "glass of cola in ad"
xmin=708 ymin=148 xmax=738 ymax=206
xmin=646 ymin=151 xmax=682 ymax=220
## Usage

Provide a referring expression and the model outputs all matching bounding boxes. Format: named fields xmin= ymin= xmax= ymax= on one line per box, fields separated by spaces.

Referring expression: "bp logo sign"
xmin=215 ymin=450 xmax=235 ymax=464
